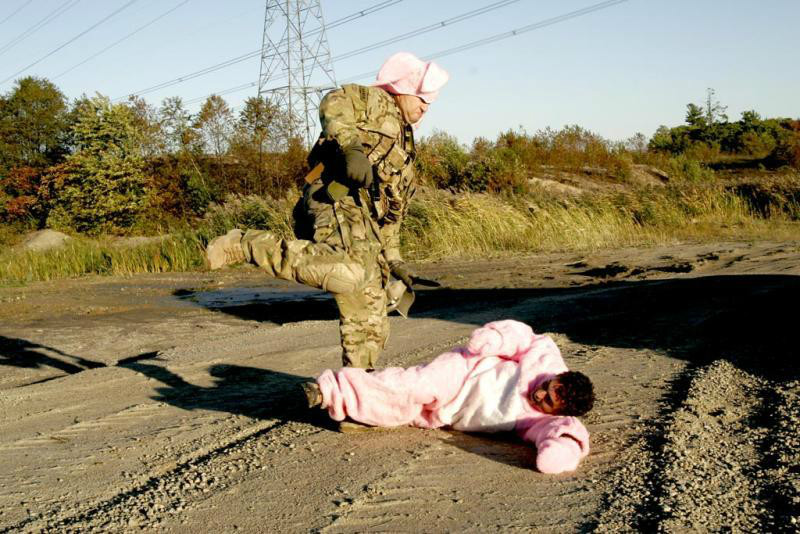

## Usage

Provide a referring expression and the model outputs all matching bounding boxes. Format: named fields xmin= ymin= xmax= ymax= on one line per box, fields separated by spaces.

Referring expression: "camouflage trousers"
xmin=242 ymin=183 xmax=389 ymax=368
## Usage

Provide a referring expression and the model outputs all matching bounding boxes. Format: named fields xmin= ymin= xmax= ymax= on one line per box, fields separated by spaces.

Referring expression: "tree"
xmin=229 ymin=96 xmax=284 ymax=194
xmin=704 ymin=88 xmax=728 ymax=125
xmin=0 ymin=76 xmax=69 ymax=173
xmin=685 ymin=103 xmax=706 ymax=128
xmin=625 ymin=132 xmax=648 ymax=153
xmin=126 ymin=95 xmax=164 ymax=159
xmin=740 ymin=110 xmax=762 ymax=128
xmin=193 ymin=95 xmax=233 ymax=158
xmin=42 ymin=95 xmax=150 ymax=234
xmin=159 ymin=96 xmax=195 ymax=155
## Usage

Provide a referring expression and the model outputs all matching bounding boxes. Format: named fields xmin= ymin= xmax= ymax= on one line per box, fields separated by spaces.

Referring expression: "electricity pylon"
xmin=257 ymin=0 xmax=337 ymax=148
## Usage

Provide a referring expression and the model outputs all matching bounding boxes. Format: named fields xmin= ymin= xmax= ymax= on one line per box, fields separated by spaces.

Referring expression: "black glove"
xmin=326 ymin=144 xmax=373 ymax=202
xmin=389 ymin=261 xmax=415 ymax=288
xmin=390 ymin=261 xmax=442 ymax=289
xmin=343 ymin=144 xmax=373 ymax=188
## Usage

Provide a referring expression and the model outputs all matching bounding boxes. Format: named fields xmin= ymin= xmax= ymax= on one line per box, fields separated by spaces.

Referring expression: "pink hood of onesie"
xmin=374 ymin=52 xmax=449 ymax=104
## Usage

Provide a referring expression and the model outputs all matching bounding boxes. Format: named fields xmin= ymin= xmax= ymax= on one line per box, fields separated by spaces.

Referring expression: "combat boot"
xmin=206 ymin=229 xmax=246 ymax=270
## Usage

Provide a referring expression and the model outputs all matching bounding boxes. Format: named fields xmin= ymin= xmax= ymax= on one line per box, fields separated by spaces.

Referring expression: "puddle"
xmin=174 ymin=286 xmax=333 ymax=309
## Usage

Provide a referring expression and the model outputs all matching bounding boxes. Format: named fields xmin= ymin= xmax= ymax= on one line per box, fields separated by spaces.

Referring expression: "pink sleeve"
xmin=518 ymin=416 xmax=590 ymax=474
xmin=466 ymin=320 xmax=535 ymax=360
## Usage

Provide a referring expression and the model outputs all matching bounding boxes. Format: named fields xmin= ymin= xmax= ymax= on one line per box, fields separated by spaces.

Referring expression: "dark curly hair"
xmin=553 ymin=371 xmax=595 ymax=416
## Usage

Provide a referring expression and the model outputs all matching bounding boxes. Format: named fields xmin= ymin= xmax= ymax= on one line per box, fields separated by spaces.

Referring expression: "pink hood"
xmin=374 ymin=51 xmax=449 ymax=103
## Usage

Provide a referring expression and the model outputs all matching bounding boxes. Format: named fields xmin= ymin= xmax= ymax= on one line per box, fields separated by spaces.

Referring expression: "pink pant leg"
xmin=317 ymin=350 xmax=473 ymax=427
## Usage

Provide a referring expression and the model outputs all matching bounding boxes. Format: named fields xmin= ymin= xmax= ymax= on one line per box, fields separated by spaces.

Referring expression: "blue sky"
xmin=0 ymin=0 xmax=798 ymax=144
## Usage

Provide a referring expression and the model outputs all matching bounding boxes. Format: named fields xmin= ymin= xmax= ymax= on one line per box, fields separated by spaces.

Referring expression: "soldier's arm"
xmin=381 ymin=165 xmax=415 ymax=264
xmin=319 ymin=85 xmax=365 ymax=149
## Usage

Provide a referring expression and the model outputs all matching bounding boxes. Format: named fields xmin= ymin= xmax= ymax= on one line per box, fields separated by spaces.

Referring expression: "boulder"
xmin=21 ymin=229 xmax=73 ymax=252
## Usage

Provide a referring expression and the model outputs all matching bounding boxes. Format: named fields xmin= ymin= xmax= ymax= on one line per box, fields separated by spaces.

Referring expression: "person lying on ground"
xmin=302 ymin=319 xmax=595 ymax=474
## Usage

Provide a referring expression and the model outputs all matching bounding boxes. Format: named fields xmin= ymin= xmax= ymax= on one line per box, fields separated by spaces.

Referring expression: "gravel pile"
xmin=594 ymin=359 xmax=799 ymax=532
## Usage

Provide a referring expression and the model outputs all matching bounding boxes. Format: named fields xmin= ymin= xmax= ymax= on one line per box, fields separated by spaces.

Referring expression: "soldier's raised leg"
xmin=207 ymin=228 xmax=370 ymax=294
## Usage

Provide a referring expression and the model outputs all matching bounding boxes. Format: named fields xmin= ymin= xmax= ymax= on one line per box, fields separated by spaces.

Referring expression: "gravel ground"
xmin=1 ymin=241 xmax=799 ymax=532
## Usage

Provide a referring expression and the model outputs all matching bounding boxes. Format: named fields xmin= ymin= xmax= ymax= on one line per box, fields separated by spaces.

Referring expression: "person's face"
xmin=529 ymin=378 xmax=565 ymax=415
xmin=395 ymin=94 xmax=429 ymax=124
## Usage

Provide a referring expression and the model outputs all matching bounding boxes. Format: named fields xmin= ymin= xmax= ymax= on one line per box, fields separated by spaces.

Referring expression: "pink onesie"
xmin=317 ymin=320 xmax=590 ymax=474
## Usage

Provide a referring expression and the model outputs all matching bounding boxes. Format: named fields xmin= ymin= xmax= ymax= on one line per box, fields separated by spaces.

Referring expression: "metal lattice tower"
xmin=258 ymin=0 xmax=337 ymax=148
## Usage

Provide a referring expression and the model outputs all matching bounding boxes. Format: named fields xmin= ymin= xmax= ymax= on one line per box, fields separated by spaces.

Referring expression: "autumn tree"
xmin=127 ymin=95 xmax=164 ymax=159
xmin=159 ymin=96 xmax=195 ymax=155
xmin=193 ymin=95 xmax=233 ymax=159
xmin=228 ymin=96 xmax=284 ymax=194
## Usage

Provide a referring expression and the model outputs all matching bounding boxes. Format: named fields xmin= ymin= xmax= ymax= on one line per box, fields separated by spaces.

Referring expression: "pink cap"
xmin=375 ymin=52 xmax=449 ymax=104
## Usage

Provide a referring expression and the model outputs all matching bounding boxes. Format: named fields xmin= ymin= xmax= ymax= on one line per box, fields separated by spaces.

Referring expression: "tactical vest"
xmin=313 ymin=84 xmax=417 ymax=225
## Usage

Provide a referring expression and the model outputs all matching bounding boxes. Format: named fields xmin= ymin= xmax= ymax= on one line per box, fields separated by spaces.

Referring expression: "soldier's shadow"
xmin=0 ymin=335 xmax=106 ymax=374
xmin=119 ymin=353 xmax=333 ymax=430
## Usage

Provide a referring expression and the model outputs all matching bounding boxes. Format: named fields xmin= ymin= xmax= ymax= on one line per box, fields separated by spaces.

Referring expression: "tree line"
xmin=1 ymin=78 xmax=798 ymax=236
xmin=0 ymin=76 xmax=306 ymax=234
xmin=649 ymin=88 xmax=800 ymax=166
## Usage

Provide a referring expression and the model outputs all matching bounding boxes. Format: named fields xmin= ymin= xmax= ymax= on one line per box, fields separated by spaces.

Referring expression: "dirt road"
xmin=1 ymin=240 xmax=798 ymax=532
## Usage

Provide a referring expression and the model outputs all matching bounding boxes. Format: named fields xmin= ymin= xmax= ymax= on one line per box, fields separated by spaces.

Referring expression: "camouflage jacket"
xmin=312 ymin=84 xmax=416 ymax=263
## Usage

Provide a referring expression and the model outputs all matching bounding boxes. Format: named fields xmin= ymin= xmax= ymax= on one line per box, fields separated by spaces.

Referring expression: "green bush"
xmin=40 ymin=96 xmax=150 ymax=235
xmin=666 ymin=155 xmax=715 ymax=182
xmin=415 ymin=131 xmax=471 ymax=190
xmin=199 ymin=193 xmax=298 ymax=242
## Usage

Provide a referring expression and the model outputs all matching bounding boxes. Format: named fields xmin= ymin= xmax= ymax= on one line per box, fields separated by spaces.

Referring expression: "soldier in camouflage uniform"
xmin=206 ymin=52 xmax=449 ymax=369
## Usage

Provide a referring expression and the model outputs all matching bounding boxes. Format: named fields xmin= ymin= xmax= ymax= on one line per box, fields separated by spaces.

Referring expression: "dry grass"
xmin=1 ymin=180 xmax=798 ymax=284
xmin=0 ymin=233 xmax=205 ymax=284
xmin=401 ymin=183 xmax=799 ymax=261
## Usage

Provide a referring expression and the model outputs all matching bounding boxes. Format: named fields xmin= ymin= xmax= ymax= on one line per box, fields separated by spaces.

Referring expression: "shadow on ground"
xmin=0 ymin=336 xmax=106 ymax=375
xmin=119 ymin=354 xmax=333 ymax=430
xmin=165 ymin=273 xmax=800 ymax=476
xmin=181 ymin=274 xmax=799 ymax=383
xmin=4 ymin=274 xmax=796 ymax=476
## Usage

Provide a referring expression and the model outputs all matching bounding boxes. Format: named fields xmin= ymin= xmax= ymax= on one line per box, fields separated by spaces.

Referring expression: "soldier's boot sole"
xmin=338 ymin=419 xmax=383 ymax=433
xmin=301 ymin=381 xmax=322 ymax=408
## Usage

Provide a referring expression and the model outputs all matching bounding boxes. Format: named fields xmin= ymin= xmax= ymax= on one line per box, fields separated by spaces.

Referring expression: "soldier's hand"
xmin=389 ymin=261 xmax=415 ymax=288
xmin=343 ymin=144 xmax=373 ymax=188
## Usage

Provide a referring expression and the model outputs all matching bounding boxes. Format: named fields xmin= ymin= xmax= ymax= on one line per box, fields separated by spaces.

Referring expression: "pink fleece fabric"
xmin=374 ymin=51 xmax=449 ymax=103
xmin=317 ymin=320 xmax=590 ymax=474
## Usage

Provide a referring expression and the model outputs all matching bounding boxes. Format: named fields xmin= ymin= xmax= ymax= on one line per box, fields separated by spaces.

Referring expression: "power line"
xmin=0 ymin=0 xmax=80 ymax=56
xmin=341 ymin=0 xmax=629 ymax=84
xmin=0 ymin=0 xmax=34 ymax=27
xmin=185 ymin=82 xmax=259 ymax=105
xmin=114 ymin=0 xmax=405 ymax=101
xmin=127 ymin=0 xmax=523 ymax=104
xmin=333 ymin=0 xmax=522 ymax=62
xmin=181 ymin=0 xmax=628 ymax=109
xmin=54 ymin=0 xmax=190 ymax=80
xmin=424 ymin=0 xmax=629 ymax=62
xmin=1 ymin=0 xmax=140 ymax=85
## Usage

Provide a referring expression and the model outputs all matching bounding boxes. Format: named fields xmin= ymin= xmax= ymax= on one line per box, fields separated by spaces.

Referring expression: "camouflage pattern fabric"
xmin=312 ymin=84 xmax=417 ymax=264
xmin=244 ymin=84 xmax=415 ymax=368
